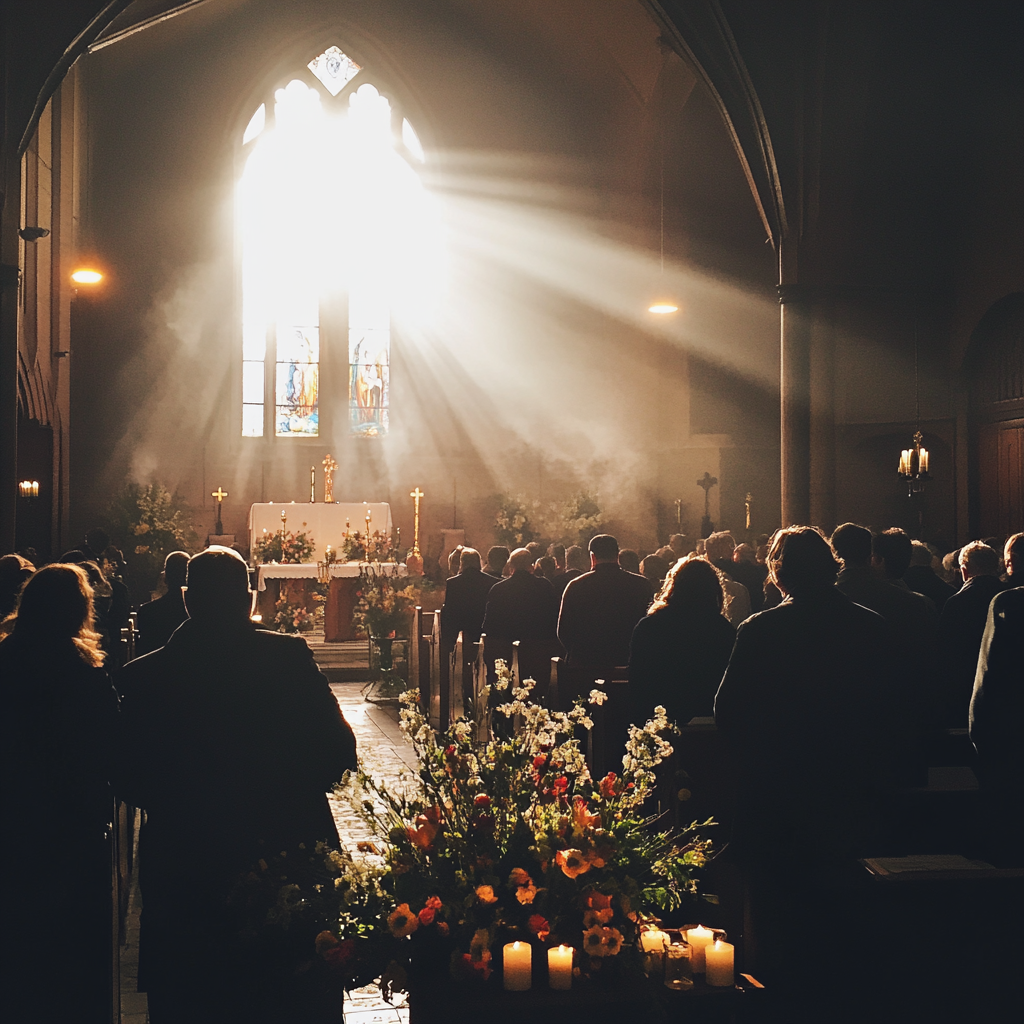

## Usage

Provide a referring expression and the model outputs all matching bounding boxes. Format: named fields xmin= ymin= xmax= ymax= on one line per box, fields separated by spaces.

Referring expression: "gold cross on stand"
xmin=212 ymin=487 xmax=228 ymax=503
xmin=407 ymin=487 xmax=425 ymax=575
xmin=322 ymin=454 xmax=338 ymax=503
xmin=212 ymin=487 xmax=228 ymax=535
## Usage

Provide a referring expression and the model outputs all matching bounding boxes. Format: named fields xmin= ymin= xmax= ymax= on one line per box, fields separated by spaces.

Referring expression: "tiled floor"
xmin=119 ymin=681 xmax=414 ymax=1023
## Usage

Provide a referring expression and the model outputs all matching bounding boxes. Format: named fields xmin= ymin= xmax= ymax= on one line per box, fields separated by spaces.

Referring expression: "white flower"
xmin=588 ymin=688 xmax=609 ymax=706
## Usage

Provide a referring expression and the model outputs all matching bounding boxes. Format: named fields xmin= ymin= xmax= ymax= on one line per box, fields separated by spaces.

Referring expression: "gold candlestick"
xmin=407 ymin=486 xmax=424 ymax=576
xmin=322 ymin=454 xmax=338 ymax=503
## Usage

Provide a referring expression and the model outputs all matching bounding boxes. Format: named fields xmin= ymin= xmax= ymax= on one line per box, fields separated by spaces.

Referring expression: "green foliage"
xmin=104 ymin=482 xmax=197 ymax=601
xmin=493 ymin=494 xmax=536 ymax=548
xmin=253 ymin=529 xmax=315 ymax=564
xmin=544 ymin=490 xmax=603 ymax=547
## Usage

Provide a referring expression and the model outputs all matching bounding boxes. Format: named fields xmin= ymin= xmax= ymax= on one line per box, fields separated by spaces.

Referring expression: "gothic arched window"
xmin=238 ymin=45 xmax=432 ymax=439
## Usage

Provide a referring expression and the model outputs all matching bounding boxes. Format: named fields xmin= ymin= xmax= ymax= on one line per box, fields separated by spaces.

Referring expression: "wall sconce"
xmin=18 ymin=480 xmax=40 ymax=499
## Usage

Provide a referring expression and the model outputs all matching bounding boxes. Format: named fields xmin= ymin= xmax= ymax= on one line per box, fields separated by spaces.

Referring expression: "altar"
xmin=248 ymin=502 xmax=394 ymax=561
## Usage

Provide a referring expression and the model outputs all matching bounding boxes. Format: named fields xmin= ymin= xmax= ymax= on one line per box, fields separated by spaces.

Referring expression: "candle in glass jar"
xmin=686 ymin=926 xmax=715 ymax=972
xmin=547 ymin=945 xmax=573 ymax=989
xmin=503 ymin=941 xmax=532 ymax=990
xmin=639 ymin=929 xmax=669 ymax=953
xmin=705 ymin=939 xmax=735 ymax=987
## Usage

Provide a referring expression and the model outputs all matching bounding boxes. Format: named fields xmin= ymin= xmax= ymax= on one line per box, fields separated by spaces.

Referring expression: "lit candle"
xmin=503 ymin=941 xmax=532 ymax=990
xmin=686 ymin=926 xmax=715 ymax=973
xmin=547 ymin=945 xmax=573 ymax=990
xmin=705 ymin=939 xmax=734 ymax=987
xmin=920 ymin=448 xmax=929 ymax=474
xmin=639 ymin=929 xmax=669 ymax=953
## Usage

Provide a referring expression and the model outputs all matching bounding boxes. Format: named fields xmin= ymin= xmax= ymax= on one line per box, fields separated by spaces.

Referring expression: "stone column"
xmin=779 ymin=284 xmax=812 ymax=526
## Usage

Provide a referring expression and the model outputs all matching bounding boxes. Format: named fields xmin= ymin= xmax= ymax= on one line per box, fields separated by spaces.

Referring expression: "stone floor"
xmin=118 ymin=681 xmax=415 ymax=1023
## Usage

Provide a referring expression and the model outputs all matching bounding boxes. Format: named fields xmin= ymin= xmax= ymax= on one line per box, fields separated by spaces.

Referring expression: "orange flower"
xmin=584 ymin=847 xmax=606 ymax=869
xmin=582 ymin=890 xmax=614 ymax=925
xmin=556 ymin=848 xmax=591 ymax=878
xmin=598 ymin=772 xmax=621 ymax=799
xmin=425 ymin=895 xmax=442 ymax=910
xmin=508 ymin=867 xmax=533 ymax=888
xmin=582 ymin=925 xmax=623 ymax=957
xmin=437 ymin=921 xmax=450 ymax=937
xmin=528 ymin=914 xmax=551 ymax=941
xmin=572 ymin=797 xmax=600 ymax=835
xmin=418 ymin=906 xmax=436 ymax=926
xmin=388 ymin=903 xmax=419 ymax=937
xmin=475 ymin=884 xmax=498 ymax=904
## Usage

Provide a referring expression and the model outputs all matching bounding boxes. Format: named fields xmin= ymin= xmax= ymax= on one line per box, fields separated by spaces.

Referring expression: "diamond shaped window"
xmin=307 ymin=45 xmax=362 ymax=97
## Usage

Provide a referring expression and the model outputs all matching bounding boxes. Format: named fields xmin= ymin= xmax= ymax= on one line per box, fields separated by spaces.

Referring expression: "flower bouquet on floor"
xmin=321 ymin=662 xmax=714 ymax=998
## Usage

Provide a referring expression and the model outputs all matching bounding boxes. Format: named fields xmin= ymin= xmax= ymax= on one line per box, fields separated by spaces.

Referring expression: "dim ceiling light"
xmin=71 ymin=268 xmax=103 ymax=284
xmin=648 ymin=301 xmax=679 ymax=314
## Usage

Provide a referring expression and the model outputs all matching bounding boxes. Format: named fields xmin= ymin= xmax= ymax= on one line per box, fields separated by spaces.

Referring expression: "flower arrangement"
xmin=493 ymin=494 xmax=536 ymax=548
xmin=273 ymin=592 xmax=316 ymax=633
xmin=548 ymin=491 xmax=604 ymax=548
xmin=354 ymin=563 xmax=418 ymax=640
xmin=342 ymin=530 xmax=395 ymax=563
xmin=321 ymin=663 xmax=713 ymax=992
xmin=253 ymin=528 xmax=315 ymax=564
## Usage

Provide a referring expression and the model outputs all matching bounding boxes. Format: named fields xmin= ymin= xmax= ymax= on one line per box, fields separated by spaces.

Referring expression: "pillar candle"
xmin=503 ymin=941 xmax=532 ymax=991
xmin=639 ymin=929 xmax=669 ymax=953
xmin=705 ymin=940 xmax=734 ymax=987
xmin=686 ymin=926 xmax=715 ymax=972
xmin=547 ymin=945 xmax=573 ymax=990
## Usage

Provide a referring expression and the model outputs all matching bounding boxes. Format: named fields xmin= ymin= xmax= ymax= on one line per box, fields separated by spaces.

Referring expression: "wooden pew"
xmin=510 ymin=639 xmax=565 ymax=707
xmin=586 ymin=669 xmax=631 ymax=779
xmin=549 ymin=656 xmax=565 ymax=713
xmin=471 ymin=639 xmax=490 ymax=743
xmin=448 ymin=630 xmax=467 ymax=724
xmin=427 ymin=609 xmax=444 ymax=731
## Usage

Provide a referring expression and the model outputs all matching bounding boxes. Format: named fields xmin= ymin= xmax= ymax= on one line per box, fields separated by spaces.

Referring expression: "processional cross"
xmin=322 ymin=454 xmax=338 ymax=503
xmin=212 ymin=487 xmax=228 ymax=535
xmin=407 ymin=487 xmax=425 ymax=575
xmin=697 ymin=472 xmax=718 ymax=539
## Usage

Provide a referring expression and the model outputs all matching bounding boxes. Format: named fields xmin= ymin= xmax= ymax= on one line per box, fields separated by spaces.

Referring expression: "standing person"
xmin=553 ymin=544 xmax=588 ymax=599
xmin=440 ymin=547 xmax=497 ymax=649
xmin=706 ymin=531 xmax=763 ymax=614
xmin=118 ymin=548 xmax=357 ymax=1023
xmin=136 ymin=551 xmax=190 ymax=656
xmin=1 ymin=564 xmax=120 ymax=1023
xmin=485 ymin=545 xmax=510 ymax=580
xmin=557 ymin=534 xmax=653 ymax=692
xmin=629 ymin=555 xmax=735 ymax=727
xmin=481 ymin=547 xmax=559 ymax=643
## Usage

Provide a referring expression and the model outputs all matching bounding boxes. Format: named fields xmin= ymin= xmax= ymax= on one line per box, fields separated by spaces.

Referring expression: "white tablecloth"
xmin=248 ymin=502 xmax=393 ymax=561
xmin=256 ymin=561 xmax=407 ymax=591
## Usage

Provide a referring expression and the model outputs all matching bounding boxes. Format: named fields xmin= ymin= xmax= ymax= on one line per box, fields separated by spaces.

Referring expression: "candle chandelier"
xmin=898 ymin=326 xmax=931 ymax=496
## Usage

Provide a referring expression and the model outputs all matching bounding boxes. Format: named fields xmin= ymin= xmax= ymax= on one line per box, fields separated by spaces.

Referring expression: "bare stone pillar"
xmin=779 ymin=285 xmax=812 ymax=527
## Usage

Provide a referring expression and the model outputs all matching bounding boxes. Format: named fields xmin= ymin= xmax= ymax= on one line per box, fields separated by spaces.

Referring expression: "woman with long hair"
xmin=628 ymin=554 xmax=736 ymax=726
xmin=0 ymin=564 xmax=119 ymax=1023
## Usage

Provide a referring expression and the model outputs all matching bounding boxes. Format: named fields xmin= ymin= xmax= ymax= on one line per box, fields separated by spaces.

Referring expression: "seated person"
xmin=485 ymin=545 xmax=510 ymax=579
xmin=481 ymin=547 xmax=559 ymax=643
xmin=630 ymin=555 xmax=735 ymax=727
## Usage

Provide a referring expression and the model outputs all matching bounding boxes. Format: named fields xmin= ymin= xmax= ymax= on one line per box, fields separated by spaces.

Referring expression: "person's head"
xmin=0 ymin=554 xmax=35 ymax=617
xmin=184 ymin=548 xmax=252 ymax=623
xmin=537 ymin=555 xmax=557 ymax=580
xmin=733 ymin=543 xmax=756 ymax=564
xmin=565 ymin=545 xmax=588 ymax=572
xmin=12 ymin=563 xmax=104 ymax=666
xmin=668 ymin=534 xmax=692 ymax=556
xmin=651 ymin=554 xmax=727 ymax=617
xmin=551 ymin=543 xmax=566 ymax=570
xmin=618 ymin=548 xmax=640 ymax=574
xmin=85 ymin=527 xmax=110 ymax=555
xmin=486 ymin=546 xmax=510 ymax=576
xmin=909 ymin=541 xmax=933 ymax=568
xmin=958 ymin=541 xmax=1001 ymax=582
xmin=755 ymin=535 xmax=770 ymax=565
xmin=640 ymin=554 xmax=669 ymax=584
xmin=1005 ymin=533 xmax=1024 ymax=577
xmin=872 ymin=528 xmax=913 ymax=580
xmin=447 ymin=545 xmax=464 ymax=576
xmin=589 ymin=534 xmax=619 ymax=566
xmin=163 ymin=550 xmax=190 ymax=590
xmin=526 ymin=542 xmax=544 ymax=563
xmin=80 ymin=560 xmax=113 ymax=600
xmin=506 ymin=548 xmax=534 ymax=574
xmin=459 ymin=547 xmax=482 ymax=572
xmin=767 ymin=526 xmax=840 ymax=599
xmin=830 ymin=523 xmax=872 ymax=568
xmin=704 ymin=532 xmax=736 ymax=563
xmin=655 ymin=545 xmax=675 ymax=562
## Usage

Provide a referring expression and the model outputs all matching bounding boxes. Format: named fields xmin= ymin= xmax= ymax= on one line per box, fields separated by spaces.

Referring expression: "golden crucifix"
xmin=407 ymin=486 xmax=425 ymax=575
xmin=322 ymin=454 xmax=338 ymax=503
xmin=212 ymin=487 xmax=227 ymax=535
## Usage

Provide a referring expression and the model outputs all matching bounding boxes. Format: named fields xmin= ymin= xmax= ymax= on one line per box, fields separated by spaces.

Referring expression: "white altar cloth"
xmin=256 ymin=561 xmax=407 ymax=591
xmin=248 ymin=502 xmax=393 ymax=562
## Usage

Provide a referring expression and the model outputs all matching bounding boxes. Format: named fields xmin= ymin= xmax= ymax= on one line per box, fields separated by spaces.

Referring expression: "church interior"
xmin=2 ymin=2 xmax=1022 ymax=1023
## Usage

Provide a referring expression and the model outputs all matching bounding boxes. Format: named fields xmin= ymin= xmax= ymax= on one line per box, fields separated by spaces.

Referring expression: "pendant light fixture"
xmin=898 ymin=323 xmax=931 ymax=498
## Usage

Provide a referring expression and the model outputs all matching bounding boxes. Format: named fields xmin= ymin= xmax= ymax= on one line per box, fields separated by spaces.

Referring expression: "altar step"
xmin=304 ymin=635 xmax=373 ymax=681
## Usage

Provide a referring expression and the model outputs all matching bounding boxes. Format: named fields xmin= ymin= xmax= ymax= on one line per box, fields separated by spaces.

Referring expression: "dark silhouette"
xmin=715 ymin=527 xmax=897 ymax=864
xmin=551 ymin=544 xmax=588 ymax=597
xmin=639 ymin=553 xmax=670 ymax=585
xmin=440 ymin=547 xmax=497 ymax=648
xmin=136 ymin=551 xmax=191 ymax=656
xmin=629 ymin=555 xmax=735 ymax=727
xmin=557 ymin=534 xmax=653 ymax=680
xmin=485 ymin=545 xmax=510 ymax=579
xmin=940 ymin=541 xmax=1006 ymax=727
xmin=0 ymin=553 xmax=34 ymax=621
xmin=903 ymin=541 xmax=956 ymax=611
xmin=617 ymin=548 xmax=641 ymax=574
xmin=118 ymin=548 xmax=357 ymax=1023
xmin=707 ymin=530 xmax=767 ymax=613
xmin=1 ymin=564 xmax=119 ymax=1024
xmin=481 ymin=547 xmax=559 ymax=643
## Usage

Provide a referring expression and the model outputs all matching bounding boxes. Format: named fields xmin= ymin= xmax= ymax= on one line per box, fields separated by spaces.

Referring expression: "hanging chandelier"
xmin=898 ymin=326 xmax=931 ymax=496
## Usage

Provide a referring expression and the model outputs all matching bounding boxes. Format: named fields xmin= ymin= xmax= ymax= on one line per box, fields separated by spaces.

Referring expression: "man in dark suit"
xmin=552 ymin=544 xmax=589 ymax=599
xmin=940 ymin=540 xmax=1007 ymax=728
xmin=136 ymin=551 xmax=190 ymax=655
xmin=557 ymin=534 xmax=653 ymax=676
xmin=118 ymin=548 xmax=357 ymax=1023
xmin=970 ymin=533 xmax=1024 ymax=856
xmin=481 ymin=547 xmax=559 ymax=643
xmin=485 ymin=545 xmax=510 ymax=579
xmin=904 ymin=540 xmax=956 ymax=611
xmin=441 ymin=547 xmax=497 ymax=648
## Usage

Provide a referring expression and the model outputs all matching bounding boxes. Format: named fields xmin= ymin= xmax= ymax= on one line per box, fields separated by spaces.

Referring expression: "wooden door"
xmin=978 ymin=419 xmax=1023 ymax=538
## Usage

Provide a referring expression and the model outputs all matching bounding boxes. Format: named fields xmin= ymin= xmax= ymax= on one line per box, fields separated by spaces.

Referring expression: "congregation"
xmin=1 ymin=522 xmax=1022 ymax=1022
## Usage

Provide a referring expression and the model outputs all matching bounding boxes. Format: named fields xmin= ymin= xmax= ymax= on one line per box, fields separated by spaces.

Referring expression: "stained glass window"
xmin=276 ymin=325 xmax=320 ymax=435
xmin=349 ymin=292 xmax=390 ymax=437
xmin=308 ymin=45 xmax=361 ymax=97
